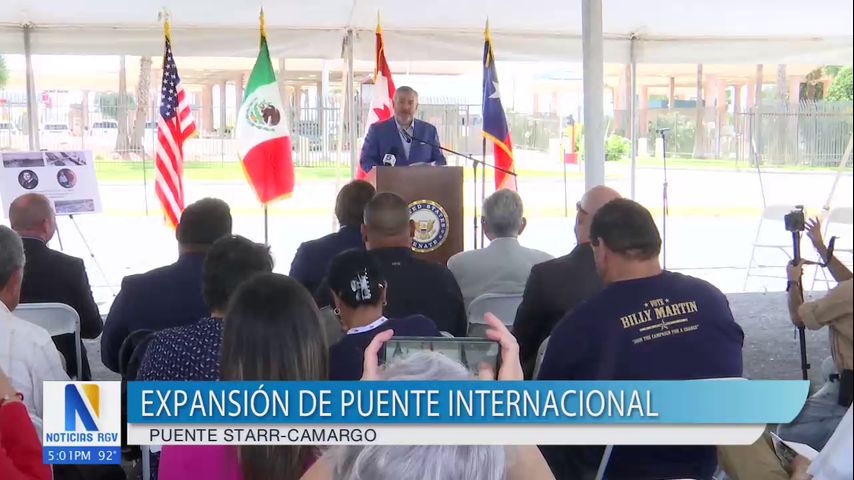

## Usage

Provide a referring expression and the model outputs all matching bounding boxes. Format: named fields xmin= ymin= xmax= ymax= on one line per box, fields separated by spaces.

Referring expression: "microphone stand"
xmin=402 ymin=130 xmax=517 ymax=250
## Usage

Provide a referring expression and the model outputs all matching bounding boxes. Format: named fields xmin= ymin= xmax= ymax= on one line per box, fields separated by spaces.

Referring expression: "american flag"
xmin=155 ymin=36 xmax=196 ymax=228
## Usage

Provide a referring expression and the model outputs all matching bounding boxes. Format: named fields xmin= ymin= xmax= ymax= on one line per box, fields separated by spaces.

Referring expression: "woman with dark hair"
xmin=327 ymin=249 xmax=441 ymax=380
xmin=159 ymin=273 xmax=328 ymax=480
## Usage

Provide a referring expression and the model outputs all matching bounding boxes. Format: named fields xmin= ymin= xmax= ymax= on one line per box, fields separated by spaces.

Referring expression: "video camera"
xmin=784 ymin=205 xmax=805 ymax=233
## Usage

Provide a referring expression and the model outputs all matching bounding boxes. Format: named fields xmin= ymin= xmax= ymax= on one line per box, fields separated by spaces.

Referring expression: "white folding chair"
xmin=744 ymin=205 xmax=798 ymax=291
xmin=532 ymin=336 xmax=550 ymax=379
xmin=812 ymin=206 xmax=854 ymax=290
xmin=466 ymin=292 xmax=523 ymax=337
xmin=14 ymin=302 xmax=82 ymax=379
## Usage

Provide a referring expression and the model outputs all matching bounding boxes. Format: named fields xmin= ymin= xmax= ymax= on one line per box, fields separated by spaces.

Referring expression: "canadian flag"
xmin=356 ymin=23 xmax=396 ymax=179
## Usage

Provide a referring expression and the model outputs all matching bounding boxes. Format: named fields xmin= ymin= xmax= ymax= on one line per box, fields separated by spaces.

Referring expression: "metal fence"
xmin=608 ymin=101 xmax=853 ymax=167
xmin=1 ymin=90 xmax=564 ymax=171
xmin=738 ymin=101 xmax=854 ymax=168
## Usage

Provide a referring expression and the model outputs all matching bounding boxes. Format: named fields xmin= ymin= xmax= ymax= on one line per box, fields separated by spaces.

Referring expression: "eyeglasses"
xmin=576 ymin=201 xmax=588 ymax=215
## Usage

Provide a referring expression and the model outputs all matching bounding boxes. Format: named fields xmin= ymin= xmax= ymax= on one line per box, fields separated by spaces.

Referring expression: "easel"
xmin=55 ymin=214 xmax=115 ymax=297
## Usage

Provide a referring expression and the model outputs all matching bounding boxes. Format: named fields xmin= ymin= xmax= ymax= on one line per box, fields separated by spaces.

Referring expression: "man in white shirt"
xmin=447 ymin=189 xmax=552 ymax=308
xmin=0 ymin=225 xmax=68 ymax=418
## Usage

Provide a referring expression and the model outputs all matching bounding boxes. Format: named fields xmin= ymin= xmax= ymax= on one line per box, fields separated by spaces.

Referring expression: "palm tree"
xmin=129 ymin=56 xmax=152 ymax=157
xmin=801 ymin=67 xmax=825 ymax=101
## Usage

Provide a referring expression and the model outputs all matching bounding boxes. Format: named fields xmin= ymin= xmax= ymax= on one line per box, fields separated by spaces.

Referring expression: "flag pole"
xmin=264 ymin=205 xmax=269 ymax=245
xmin=480 ymin=20 xmax=490 ymax=249
xmin=480 ymin=137 xmax=486 ymax=249
xmin=260 ymin=8 xmax=269 ymax=245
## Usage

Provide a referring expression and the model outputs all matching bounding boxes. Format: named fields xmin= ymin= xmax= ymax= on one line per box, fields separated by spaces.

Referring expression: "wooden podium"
xmin=368 ymin=166 xmax=464 ymax=264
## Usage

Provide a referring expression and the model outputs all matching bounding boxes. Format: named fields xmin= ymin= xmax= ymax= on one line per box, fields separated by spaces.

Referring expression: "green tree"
xmin=95 ymin=92 xmax=136 ymax=121
xmin=824 ymin=65 xmax=842 ymax=78
xmin=826 ymin=66 xmax=853 ymax=101
xmin=0 ymin=55 xmax=8 ymax=89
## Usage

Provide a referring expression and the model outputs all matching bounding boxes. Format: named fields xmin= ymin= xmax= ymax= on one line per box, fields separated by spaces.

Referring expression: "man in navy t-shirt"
xmin=538 ymin=198 xmax=744 ymax=480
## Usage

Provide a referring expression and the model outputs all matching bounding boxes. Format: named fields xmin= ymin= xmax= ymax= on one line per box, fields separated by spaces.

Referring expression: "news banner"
xmin=42 ymin=380 xmax=808 ymax=464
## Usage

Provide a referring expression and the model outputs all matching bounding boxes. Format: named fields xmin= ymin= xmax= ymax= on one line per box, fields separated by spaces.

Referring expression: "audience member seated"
xmin=514 ymin=185 xmax=620 ymax=378
xmin=0 ymin=366 xmax=51 ymax=480
xmin=780 ymin=257 xmax=852 ymax=450
xmin=290 ymin=180 xmax=376 ymax=295
xmin=326 ymin=249 xmax=440 ymax=380
xmin=301 ymin=314 xmax=554 ymax=480
xmin=447 ymin=188 xmax=552 ymax=308
xmin=316 ymin=192 xmax=466 ymax=337
xmin=159 ymin=273 xmax=327 ymax=480
xmin=537 ymin=199 xmax=745 ymax=480
xmin=138 ymin=235 xmax=273 ymax=382
xmin=11 ymin=193 xmax=103 ymax=380
xmin=137 ymin=235 xmax=273 ymax=480
xmin=0 ymin=226 xmax=68 ymax=419
xmin=101 ymin=198 xmax=232 ymax=373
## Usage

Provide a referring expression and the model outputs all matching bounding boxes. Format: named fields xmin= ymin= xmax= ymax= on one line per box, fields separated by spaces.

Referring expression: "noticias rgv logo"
xmin=65 ymin=383 xmax=100 ymax=431
xmin=43 ymin=381 xmax=121 ymax=461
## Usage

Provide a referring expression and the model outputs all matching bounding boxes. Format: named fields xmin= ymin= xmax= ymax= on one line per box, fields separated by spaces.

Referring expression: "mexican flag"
xmin=237 ymin=26 xmax=293 ymax=204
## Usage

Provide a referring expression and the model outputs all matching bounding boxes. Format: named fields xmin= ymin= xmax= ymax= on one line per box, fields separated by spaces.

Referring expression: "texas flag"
xmin=482 ymin=22 xmax=517 ymax=191
xmin=356 ymin=20 xmax=396 ymax=179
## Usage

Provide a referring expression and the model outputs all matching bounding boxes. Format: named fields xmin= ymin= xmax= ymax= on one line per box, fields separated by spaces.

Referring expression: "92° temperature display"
xmin=43 ymin=447 xmax=121 ymax=465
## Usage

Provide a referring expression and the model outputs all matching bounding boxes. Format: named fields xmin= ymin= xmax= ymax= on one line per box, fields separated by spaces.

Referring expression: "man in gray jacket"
xmin=447 ymin=189 xmax=552 ymax=309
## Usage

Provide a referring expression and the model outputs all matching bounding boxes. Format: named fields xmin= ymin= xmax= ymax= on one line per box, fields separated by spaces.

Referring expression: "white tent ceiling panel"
xmin=1 ymin=0 xmax=851 ymax=63
xmin=0 ymin=26 xmax=347 ymax=58
xmin=633 ymin=38 xmax=854 ymax=65
xmin=362 ymin=30 xmax=631 ymax=63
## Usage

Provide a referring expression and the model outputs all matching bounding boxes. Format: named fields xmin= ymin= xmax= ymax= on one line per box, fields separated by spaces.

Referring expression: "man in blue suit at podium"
xmin=360 ymin=86 xmax=446 ymax=173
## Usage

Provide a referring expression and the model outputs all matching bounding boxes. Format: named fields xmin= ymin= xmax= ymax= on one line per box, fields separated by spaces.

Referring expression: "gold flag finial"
xmin=259 ymin=8 xmax=266 ymax=39
xmin=159 ymin=9 xmax=171 ymax=41
xmin=377 ymin=10 xmax=382 ymax=33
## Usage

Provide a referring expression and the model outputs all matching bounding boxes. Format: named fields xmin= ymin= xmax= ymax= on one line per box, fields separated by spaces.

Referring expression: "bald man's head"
xmin=9 ymin=193 xmax=57 ymax=243
xmin=575 ymin=185 xmax=621 ymax=243
xmin=362 ymin=193 xmax=414 ymax=249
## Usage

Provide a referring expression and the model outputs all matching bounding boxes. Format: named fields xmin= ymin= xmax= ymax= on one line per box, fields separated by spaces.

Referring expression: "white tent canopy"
xmin=1 ymin=0 xmax=851 ymax=63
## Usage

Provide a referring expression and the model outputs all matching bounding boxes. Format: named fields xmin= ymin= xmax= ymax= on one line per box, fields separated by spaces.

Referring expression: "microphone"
xmin=400 ymin=128 xmax=413 ymax=144
xmin=382 ymin=152 xmax=397 ymax=166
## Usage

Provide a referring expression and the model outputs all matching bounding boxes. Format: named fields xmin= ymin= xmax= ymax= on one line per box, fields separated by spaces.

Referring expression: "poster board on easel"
xmin=0 ymin=150 xmax=102 ymax=217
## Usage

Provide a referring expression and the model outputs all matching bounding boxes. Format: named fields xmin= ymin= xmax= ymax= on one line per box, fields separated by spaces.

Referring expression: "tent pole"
xmin=582 ymin=0 xmax=605 ymax=189
xmin=346 ymin=29 xmax=357 ymax=179
xmin=629 ymin=36 xmax=637 ymax=199
xmin=23 ymin=25 xmax=40 ymax=151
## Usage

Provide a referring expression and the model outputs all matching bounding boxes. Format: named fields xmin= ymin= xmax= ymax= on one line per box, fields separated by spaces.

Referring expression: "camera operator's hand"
xmin=805 ymin=217 xmax=827 ymax=258
xmin=361 ymin=329 xmax=394 ymax=381
xmin=478 ymin=313 xmax=524 ymax=381
xmin=787 ymin=260 xmax=806 ymax=283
